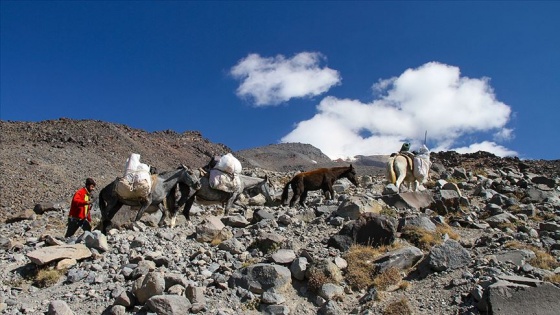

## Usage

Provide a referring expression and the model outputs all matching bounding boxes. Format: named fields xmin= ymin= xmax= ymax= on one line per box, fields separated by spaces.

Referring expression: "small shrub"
xmin=505 ymin=241 xmax=560 ymax=270
xmin=241 ymin=297 xmax=261 ymax=311
xmin=210 ymin=235 xmax=223 ymax=246
xmin=373 ymin=267 xmax=402 ymax=291
xmin=544 ymin=274 xmax=560 ymax=284
xmin=435 ymin=224 xmax=460 ymax=240
xmin=248 ymin=239 xmax=281 ymax=254
xmin=380 ymin=206 xmax=398 ymax=218
xmin=424 ymin=180 xmax=436 ymax=189
xmin=539 ymin=212 xmax=557 ymax=221
xmin=402 ymin=224 xmax=460 ymax=250
xmin=400 ymin=227 xmax=439 ymax=250
xmin=496 ymin=222 xmax=516 ymax=231
xmin=531 ymin=250 xmax=560 ymax=270
xmin=307 ymin=268 xmax=330 ymax=293
xmin=399 ymin=280 xmax=411 ymax=291
xmin=472 ymin=168 xmax=488 ymax=177
xmin=383 ymin=298 xmax=413 ymax=315
xmin=445 ymin=177 xmax=461 ymax=184
xmin=241 ymin=257 xmax=260 ymax=268
xmin=34 ymin=268 xmax=64 ymax=288
xmin=344 ymin=245 xmax=378 ymax=290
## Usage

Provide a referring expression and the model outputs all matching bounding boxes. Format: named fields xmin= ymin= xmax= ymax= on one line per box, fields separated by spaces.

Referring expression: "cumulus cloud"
xmin=230 ymin=52 xmax=341 ymax=106
xmin=281 ymin=62 xmax=517 ymax=159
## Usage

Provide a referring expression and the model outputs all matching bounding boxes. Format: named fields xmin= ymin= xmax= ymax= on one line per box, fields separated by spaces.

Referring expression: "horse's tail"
xmin=387 ymin=157 xmax=397 ymax=185
xmin=281 ymin=180 xmax=292 ymax=205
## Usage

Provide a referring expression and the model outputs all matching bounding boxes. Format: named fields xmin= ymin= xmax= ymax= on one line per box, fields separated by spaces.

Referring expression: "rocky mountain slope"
xmin=0 ymin=118 xmax=559 ymax=315
xmin=0 ymin=119 xmax=385 ymax=220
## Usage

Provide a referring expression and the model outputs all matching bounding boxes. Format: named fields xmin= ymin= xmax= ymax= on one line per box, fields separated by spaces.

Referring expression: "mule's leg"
xmin=182 ymin=196 xmax=196 ymax=221
xmin=157 ymin=203 xmax=168 ymax=227
xmin=411 ymin=180 xmax=418 ymax=192
xmin=134 ymin=198 xmax=152 ymax=222
xmin=101 ymin=202 xmax=123 ymax=234
xmin=224 ymin=193 xmax=239 ymax=215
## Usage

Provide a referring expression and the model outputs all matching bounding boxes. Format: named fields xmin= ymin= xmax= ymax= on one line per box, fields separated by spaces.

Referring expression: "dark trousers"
xmin=65 ymin=217 xmax=92 ymax=238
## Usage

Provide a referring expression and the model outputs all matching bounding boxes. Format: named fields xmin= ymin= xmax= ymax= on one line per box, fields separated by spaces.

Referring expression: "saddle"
xmin=397 ymin=151 xmax=415 ymax=173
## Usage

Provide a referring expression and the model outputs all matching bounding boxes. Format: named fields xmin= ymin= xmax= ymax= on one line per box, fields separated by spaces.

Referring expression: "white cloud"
xmin=281 ymin=61 xmax=517 ymax=159
xmin=446 ymin=141 xmax=518 ymax=157
xmin=493 ymin=128 xmax=514 ymax=141
xmin=230 ymin=52 xmax=341 ymax=106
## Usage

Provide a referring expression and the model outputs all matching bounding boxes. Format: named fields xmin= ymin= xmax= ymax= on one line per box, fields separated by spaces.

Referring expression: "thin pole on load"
xmin=424 ymin=130 xmax=427 ymax=145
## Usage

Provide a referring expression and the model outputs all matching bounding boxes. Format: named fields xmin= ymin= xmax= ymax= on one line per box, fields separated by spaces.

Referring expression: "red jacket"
xmin=68 ymin=187 xmax=92 ymax=221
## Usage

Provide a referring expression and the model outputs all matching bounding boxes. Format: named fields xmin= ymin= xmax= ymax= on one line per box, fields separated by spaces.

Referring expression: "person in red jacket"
xmin=65 ymin=178 xmax=96 ymax=238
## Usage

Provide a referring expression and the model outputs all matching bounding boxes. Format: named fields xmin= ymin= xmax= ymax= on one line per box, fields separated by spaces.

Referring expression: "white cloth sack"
xmin=124 ymin=153 xmax=141 ymax=182
xmin=119 ymin=153 xmax=152 ymax=199
xmin=413 ymin=145 xmax=431 ymax=183
xmin=215 ymin=153 xmax=242 ymax=175
xmin=209 ymin=169 xmax=241 ymax=193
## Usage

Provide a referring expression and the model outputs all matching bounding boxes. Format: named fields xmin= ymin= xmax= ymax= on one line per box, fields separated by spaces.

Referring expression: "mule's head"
xmin=260 ymin=175 xmax=276 ymax=205
xmin=345 ymin=164 xmax=359 ymax=187
xmin=180 ymin=165 xmax=202 ymax=191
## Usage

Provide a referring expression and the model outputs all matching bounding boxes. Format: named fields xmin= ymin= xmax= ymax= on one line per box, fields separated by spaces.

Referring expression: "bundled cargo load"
xmin=209 ymin=169 xmax=241 ymax=192
xmin=214 ymin=153 xmax=242 ymax=175
xmin=208 ymin=153 xmax=242 ymax=192
xmin=413 ymin=144 xmax=431 ymax=184
xmin=116 ymin=153 xmax=153 ymax=200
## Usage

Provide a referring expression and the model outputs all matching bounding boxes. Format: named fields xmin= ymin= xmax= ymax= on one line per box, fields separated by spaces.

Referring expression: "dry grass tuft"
xmin=544 ymin=274 xmax=560 ymax=284
xmin=373 ymin=267 xmax=402 ymax=291
xmin=383 ymin=298 xmax=414 ymax=315
xmin=505 ymin=241 xmax=560 ymax=270
xmin=241 ymin=297 xmax=261 ymax=311
xmin=34 ymin=268 xmax=65 ymax=288
xmin=380 ymin=206 xmax=398 ymax=218
xmin=436 ymin=224 xmax=460 ymax=240
xmin=399 ymin=280 xmax=411 ymax=291
xmin=400 ymin=227 xmax=439 ymax=250
xmin=344 ymin=244 xmax=404 ymax=290
xmin=401 ymin=224 xmax=460 ymax=250
xmin=344 ymin=244 xmax=378 ymax=290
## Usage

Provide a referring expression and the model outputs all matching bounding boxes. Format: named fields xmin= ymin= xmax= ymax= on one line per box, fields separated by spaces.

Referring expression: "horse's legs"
xmin=395 ymin=163 xmax=407 ymax=193
xmin=289 ymin=183 xmax=301 ymax=207
xmin=299 ymin=189 xmax=308 ymax=207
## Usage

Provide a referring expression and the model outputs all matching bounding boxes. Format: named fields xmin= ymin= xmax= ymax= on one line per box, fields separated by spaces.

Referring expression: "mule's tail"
xmin=281 ymin=180 xmax=292 ymax=205
xmin=386 ymin=157 xmax=397 ymax=184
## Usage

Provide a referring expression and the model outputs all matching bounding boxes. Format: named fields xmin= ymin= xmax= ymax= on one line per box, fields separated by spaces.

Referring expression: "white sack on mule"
xmin=215 ymin=153 xmax=242 ymax=175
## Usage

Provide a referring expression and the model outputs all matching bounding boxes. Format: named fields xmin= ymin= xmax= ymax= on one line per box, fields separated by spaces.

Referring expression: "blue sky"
xmin=1 ymin=1 xmax=559 ymax=160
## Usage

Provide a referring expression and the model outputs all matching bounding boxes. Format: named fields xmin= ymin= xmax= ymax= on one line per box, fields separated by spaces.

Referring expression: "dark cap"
xmin=85 ymin=178 xmax=96 ymax=186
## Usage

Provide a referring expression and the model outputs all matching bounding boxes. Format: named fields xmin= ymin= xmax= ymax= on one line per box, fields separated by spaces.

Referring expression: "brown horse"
xmin=281 ymin=165 xmax=358 ymax=207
